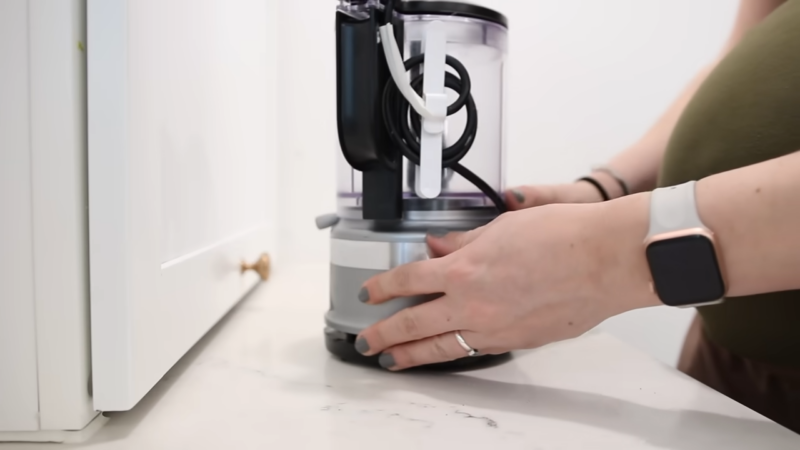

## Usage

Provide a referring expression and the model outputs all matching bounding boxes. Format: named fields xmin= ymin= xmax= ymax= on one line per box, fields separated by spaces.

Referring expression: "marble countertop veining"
xmin=7 ymin=263 xmax=800 ymax=450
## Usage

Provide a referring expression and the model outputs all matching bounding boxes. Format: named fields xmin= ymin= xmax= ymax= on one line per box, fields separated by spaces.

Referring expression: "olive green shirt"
xmin=660 ymin=0 xmax=800 ymax=366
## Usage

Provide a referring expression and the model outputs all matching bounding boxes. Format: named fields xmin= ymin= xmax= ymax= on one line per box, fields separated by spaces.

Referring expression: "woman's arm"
xmin=353 ymin=150 xmax=800 ymax=370
xmin=602 ymin=0 xmax=787 ymax=196
xmin=699 ymin=150 xmax=800 ymax=297
xmin=610 ymin=150 xmax=800 ymax=308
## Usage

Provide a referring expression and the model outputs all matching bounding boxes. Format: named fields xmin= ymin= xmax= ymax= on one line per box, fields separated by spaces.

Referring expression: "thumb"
xmin=426 ymin=226 xmax=486 ymax=258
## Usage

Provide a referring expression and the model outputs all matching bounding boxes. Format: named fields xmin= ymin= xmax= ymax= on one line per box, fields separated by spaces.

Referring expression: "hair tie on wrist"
xmin=591 ymin=165 xmax=630 ymax=196
xmin=576 ymin=176 xmax=611 ymax=201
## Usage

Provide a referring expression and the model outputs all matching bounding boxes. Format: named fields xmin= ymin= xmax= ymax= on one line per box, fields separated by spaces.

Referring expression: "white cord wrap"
xmin=378 ymin=24 xmax=445 ymax=121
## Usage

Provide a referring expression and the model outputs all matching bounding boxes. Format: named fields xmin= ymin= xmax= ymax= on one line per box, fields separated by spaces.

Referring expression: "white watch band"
xmin=647 ymin=181 xmax=706 ymax=237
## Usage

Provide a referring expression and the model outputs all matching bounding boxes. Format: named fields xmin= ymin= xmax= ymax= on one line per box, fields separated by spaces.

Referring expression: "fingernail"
xmin=358 ymin=287 xmax=370 ymax=303
xmin=511 ymin=189 xmax=525 ymax=204
xmin=355 ymin=338 xmax=370 ymax=355
xmin=379 ymin=353 xmax=396 ymax=369
xmin=427 ymin=228 xmax=449 ymax=238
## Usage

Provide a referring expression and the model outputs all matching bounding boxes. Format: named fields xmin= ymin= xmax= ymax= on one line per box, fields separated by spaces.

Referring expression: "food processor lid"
xmin=394 ymin=1 xmax=509 ymax=28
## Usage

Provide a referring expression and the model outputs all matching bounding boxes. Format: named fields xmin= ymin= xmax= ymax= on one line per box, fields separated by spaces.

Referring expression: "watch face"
xmin=645 ymin=234 xmax=725 ymax=307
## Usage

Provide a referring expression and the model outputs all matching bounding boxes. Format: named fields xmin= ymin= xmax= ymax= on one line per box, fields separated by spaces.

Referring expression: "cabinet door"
xmin=87 ymin=0 xmax=277 ymax=411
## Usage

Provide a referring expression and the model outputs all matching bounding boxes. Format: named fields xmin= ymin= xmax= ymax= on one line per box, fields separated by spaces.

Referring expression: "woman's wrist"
xmin=589 ymin=170 xmax=627 ymax=199
xmin=574 ymin=169 xmax=630 ymax=201
xmin=693 ymin=154 xmax=800 ymax=298
xmin=587 ymin=192 xmax=661 ymax=314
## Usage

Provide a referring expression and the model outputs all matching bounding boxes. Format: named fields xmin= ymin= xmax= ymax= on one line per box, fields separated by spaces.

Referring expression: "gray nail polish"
xmin=512 ymin=189 xmax=525 ymax=203
xmin=379 ymin=353 xmax=396 ymax=369
xmin=427 ymin=227 xmax=449 ymax=238
xmin=355 ymin=338 xmax=370 ymax=355
xmin=358 ymin=287 xmax=370 ymax=303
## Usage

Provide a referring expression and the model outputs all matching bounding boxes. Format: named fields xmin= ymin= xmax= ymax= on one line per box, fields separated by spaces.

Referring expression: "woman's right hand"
xmin=504 ymin=181 xmax=606 ymax=211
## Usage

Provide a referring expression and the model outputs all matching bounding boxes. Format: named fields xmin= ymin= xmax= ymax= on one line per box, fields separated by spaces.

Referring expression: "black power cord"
xmin=384 ymin=0 xmax=395 ymax=25
xmin=379 ymin=1 xmax=508 ymax=213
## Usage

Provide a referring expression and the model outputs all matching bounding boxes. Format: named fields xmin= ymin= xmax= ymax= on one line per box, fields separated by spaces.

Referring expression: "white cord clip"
xmin=416 ymin=21 xmax=447 ymax=199
xmin=379 ymin=21 xmax=448 ymax=199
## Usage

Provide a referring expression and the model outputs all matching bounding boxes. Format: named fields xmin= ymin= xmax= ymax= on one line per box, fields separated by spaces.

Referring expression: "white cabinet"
xmin=0 ymin=0 xmax=41 ymax=434
xmin=87 ymin=0 xmax=277 ymax=412
xmin=0 ymin=0 xmax=277 ymax=441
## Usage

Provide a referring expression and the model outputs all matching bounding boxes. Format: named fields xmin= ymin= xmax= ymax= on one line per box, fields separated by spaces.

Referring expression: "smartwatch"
xmin=644 ymin=181 xmax=727 ymax=307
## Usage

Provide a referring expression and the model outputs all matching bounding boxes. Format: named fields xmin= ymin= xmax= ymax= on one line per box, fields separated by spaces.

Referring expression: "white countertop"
xmin=9 ymin=263 xmax=799 ymax=450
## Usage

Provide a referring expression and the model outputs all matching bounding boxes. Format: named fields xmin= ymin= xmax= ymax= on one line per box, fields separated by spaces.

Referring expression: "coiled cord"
xmin=379 ymin=53 xmax=508 ymax=213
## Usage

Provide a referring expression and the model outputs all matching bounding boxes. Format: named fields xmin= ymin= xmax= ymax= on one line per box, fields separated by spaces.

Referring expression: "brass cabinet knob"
xmin=241 ymin=253 xmax=271 ymax=281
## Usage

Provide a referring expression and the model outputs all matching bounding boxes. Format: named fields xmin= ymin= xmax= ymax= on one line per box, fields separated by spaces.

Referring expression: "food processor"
xmin=317 ymin=0 xmax=509 ymax=367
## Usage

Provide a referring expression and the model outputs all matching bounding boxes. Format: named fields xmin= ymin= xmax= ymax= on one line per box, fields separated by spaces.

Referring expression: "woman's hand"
xmin=505 ymin=171 xmax=625 ymax=211
xmin=354 ymin=194 xmax=660 ymax=371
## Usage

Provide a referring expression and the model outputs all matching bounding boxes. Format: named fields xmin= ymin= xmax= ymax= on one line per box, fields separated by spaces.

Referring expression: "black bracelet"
xmin=576 ymin=176 xmax=611 ymax=201
xmin=592 ymin=166 xmax=631 ymax=196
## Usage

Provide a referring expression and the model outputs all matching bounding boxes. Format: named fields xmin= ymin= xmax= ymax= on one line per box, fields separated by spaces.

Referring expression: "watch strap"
xmin=647 ymin=181 xmax=705 ymax=237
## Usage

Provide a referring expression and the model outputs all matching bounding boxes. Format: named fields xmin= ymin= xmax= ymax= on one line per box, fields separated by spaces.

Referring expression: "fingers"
xmin=505 ymin=185 xmax=556 ymax=210
xmin=507 ymin=182 xmax=610 ymax=210
xmin=378 ymin=330 xmax=485 ymax=371
xmin=426 ymin=226 xmax=486 ymax=257
xmin=356 ymin=296 xmax=460 ymax=357
xmin=361 ymin=258 xmax=447 ymax=305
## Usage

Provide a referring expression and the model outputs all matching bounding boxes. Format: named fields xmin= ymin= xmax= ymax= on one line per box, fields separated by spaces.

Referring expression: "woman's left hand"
xmin=354 ymin=194 xmax=660 ymax=370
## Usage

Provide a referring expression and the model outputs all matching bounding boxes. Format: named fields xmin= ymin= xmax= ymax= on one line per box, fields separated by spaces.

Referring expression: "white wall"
xmin=275 ymin=0 xmax=738 ymax=366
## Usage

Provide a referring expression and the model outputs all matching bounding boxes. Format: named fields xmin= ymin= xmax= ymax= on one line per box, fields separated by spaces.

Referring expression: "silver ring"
xmin=454 ymin=331 xmax=479 ymax=357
